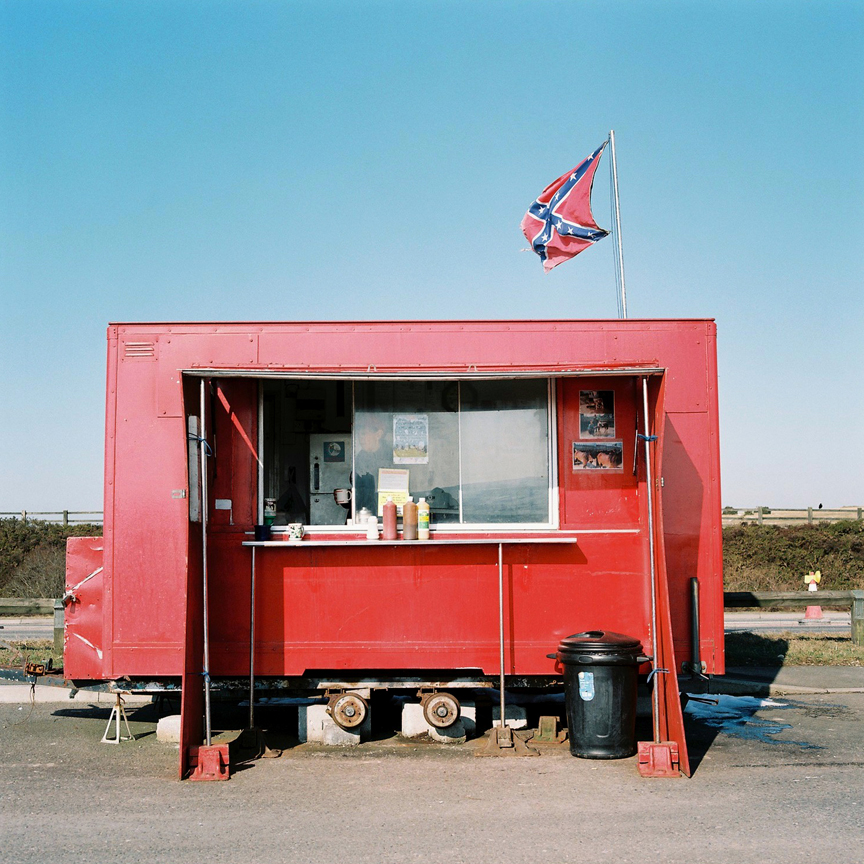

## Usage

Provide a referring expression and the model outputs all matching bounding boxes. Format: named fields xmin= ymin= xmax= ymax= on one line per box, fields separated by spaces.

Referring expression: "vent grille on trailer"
xmin=124 ymin=341 xmax=156 ymax=358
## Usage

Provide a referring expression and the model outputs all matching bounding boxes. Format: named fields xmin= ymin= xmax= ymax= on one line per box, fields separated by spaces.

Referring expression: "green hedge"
xmin=0 ymin=519 xmax=102 ymax=595
xmin=722 ymin=520 xmax=864 ymax=592
xmin=2 ymin=517 xmax=862 ymax=597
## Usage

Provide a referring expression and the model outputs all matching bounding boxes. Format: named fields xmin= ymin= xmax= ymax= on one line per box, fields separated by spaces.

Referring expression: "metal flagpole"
xmin=200 ymin=379 xmax=212 ymax=747
xmin=609 ymin=130 xmax=628 ymax=319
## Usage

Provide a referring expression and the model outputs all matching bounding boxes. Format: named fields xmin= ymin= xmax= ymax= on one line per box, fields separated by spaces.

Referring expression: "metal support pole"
xmin=498 ymin=543 xmax=506 ymax=729
xmin=852 ymin=590 xmax=864 ymax=647
xmin=53 ymin=598 xmax=64 ymax=657
xmin=689 ymin=577 xmax=701 ymax=675
xmin=641 ymin=378 xmax=660 ymax=743
xmin=200 ymin=379 xmax=212 ymax=747
xmin=249 ymin=546 xmax=256 ymax=730
xmin=609 ymin=129 xmax=628 ymax=319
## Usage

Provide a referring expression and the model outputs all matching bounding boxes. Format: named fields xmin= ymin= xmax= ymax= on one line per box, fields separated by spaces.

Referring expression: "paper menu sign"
xmin=393 ymin=414 xmax=429 ymax=464
xmin=377 ymin=468 xmax=409 ymax=516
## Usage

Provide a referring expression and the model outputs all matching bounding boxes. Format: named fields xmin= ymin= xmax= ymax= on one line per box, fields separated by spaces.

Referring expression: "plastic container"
xmin=402 ymin=496 xmax=418 ymax=541
xmin=365 ymin=514 xmax=379 ymax=540
xmin=382 ymin=497 xmax=398 ymax=540
xmin=554 ymin=630 xmax=645 ymax=759
xmin=417 ymin=497 xmax=430 ymax=540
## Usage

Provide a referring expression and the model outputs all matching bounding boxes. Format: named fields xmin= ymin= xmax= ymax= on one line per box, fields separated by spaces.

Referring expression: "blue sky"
xmin=2 ymin=0 xmax=862 ymax=511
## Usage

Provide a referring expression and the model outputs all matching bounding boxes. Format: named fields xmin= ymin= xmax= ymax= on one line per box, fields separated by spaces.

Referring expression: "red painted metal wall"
xmin=65 ymin=320 xmax=723 ymax=684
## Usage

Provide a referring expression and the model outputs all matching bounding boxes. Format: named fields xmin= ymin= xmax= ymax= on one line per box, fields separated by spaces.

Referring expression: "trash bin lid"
xmin=557 ymin=630 xmax=642 ymax=656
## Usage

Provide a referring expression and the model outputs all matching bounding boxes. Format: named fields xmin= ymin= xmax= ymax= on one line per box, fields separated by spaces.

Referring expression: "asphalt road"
xmin=0 ymin=618 xmax=55 ymax=641
xmin=724 ymin=610 xmax=852 ymax=634
xmin=1 ymin=694 xmax=862 ymax=864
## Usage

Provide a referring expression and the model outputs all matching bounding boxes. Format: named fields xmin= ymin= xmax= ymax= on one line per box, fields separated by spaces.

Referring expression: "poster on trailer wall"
xmin=579 ymin=390 xmax=615 ymax=439
xmin=573 ymin=441 xmax=624 ymax=471
xmin=393 ymin=414 xmax=429 ymax=464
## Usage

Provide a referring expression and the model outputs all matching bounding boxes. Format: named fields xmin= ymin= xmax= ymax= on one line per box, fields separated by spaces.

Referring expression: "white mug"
xmin=333 ymin=488 xmax=352 ymax=505
xmin=288 ymin=523 xmax=304 ymax=541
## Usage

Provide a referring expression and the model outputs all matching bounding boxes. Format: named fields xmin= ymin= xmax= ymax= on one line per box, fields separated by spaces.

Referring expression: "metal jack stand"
xmin=242 ymin=546 xmax=282 ymax=762
xmin=477 ymin=724 xmax=538 ymax=757
xmin=237 ymin=727 xmax=282 ymax=761
xmin=533 ymin=715 xmax=568 ymax=745
xmin=475 ymin=543 xmax=538 ymax=758
xmin=101 ymin=693 xmax=134 ymax=744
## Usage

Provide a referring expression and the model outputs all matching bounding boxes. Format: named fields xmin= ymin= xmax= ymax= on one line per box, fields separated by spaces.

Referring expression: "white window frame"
xmin=258 ymin=376 xmax=559 ymax=533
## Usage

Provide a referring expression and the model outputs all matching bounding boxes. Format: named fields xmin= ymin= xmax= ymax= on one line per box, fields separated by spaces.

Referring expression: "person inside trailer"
xmin=353 ymin=415 xmax=389 ymax=515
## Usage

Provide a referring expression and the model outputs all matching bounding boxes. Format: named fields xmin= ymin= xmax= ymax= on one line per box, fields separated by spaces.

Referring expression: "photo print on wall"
xmin=573 ymin=441 xmax=624 ymax=471
xmin=579 ymin=390 xmax=615 ymax=439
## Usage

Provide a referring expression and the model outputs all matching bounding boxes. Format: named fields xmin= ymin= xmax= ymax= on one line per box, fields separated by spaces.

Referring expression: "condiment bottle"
xmin=382 ymin=497 xmax=398 ymax=540
xmin=402 ymin=496 xmax=418 ymax=541
xmin=365 ymin=512 xmax=379 ymax=541
xmin=417 ymin=497 xmax=430 ymax=540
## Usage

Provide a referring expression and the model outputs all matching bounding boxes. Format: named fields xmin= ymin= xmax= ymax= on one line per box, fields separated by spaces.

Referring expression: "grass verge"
xmin=725 ymin=631 xmax=863 ymax=667
xmin=4 ymin=635 xmax=862 ymax=676
xmin=0 ymin=639 xmax=63 ymax=671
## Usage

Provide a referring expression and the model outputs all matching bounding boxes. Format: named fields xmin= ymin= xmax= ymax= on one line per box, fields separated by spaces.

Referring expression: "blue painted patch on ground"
xmin=684 ymin=694 xmax=820 ymax=748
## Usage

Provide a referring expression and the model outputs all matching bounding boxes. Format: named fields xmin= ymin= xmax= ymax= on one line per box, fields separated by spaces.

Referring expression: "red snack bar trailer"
xmin=65 ymin=319 xmax=723 ymax=779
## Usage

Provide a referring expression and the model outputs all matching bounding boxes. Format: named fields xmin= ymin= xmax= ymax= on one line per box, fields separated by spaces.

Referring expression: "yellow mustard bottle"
xmin=417 ymin=497 xmax=430 ymax=540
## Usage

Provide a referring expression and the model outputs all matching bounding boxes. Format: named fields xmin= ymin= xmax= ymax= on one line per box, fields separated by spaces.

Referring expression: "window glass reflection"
xmin=353 ymin=382 xmax=461 ymax=522
xmin=460 ymin=380 xmax=549 ymax=523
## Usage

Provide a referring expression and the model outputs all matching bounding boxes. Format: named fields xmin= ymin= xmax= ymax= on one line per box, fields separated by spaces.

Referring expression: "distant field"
xmin=722 ymin=507 xmax=862 ymax=527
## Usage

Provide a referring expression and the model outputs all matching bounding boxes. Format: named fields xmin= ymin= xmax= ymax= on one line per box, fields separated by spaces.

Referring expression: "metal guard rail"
xmin=725 ymin=590 xmax=864 ymax=646
xmin=2 ymin=593 xmax=861 ymax=678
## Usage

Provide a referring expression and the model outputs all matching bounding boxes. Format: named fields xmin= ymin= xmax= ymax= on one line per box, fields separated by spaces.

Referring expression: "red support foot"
xmin=188 ymin=744 xmax=230 ymax=781
xmin=637 ymin=741 xmax=681 ymax=778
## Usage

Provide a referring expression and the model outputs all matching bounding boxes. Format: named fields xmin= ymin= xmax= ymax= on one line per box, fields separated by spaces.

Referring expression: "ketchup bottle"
xmin=382 ymin=497 xmax=398 ymax=540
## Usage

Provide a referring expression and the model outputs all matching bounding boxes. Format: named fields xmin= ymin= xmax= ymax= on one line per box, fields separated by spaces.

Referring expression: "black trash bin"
xmin=555 ymin=630 xmax=646 ymax=759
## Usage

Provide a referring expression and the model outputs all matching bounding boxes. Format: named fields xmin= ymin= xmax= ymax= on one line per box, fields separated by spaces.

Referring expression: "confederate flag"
xmin=521 ymin=142 xmax=610 ymax=273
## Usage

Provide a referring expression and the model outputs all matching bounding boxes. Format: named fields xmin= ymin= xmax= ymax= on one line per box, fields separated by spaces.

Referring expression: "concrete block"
xmin=461 ymin=701 xmax=476 ymax=736
xmin=492 ymin=704 xmax=528 ymax=729
xmin=429 ymin=720 xmax=466 ymax=744
xmin=401 ymin=700 xmax=475 ymax=742
xmin=400 ymin=701 xmax=430 ymax=738
xmin=299 ymin=703 xmax=369 ymax=745
xmin=322 ymin=722 xmax=363 ymax=746
xmin=156 ymin=714 xmax=182 ymax=743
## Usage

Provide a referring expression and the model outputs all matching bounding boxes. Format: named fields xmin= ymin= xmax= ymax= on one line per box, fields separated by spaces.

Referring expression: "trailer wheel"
xmin=422 ymin=692 xmax=461 ymax=729
xmin=328 ymin=693 xmax=369 ymax=730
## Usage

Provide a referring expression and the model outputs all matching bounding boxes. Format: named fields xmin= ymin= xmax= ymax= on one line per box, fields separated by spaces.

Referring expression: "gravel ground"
xmin=1 ymin=694 xmax=863 ymax=864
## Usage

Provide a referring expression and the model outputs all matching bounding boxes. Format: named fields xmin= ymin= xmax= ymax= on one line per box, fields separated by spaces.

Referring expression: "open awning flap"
xmin=181 ymin=366 xmax=666 ymax=381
